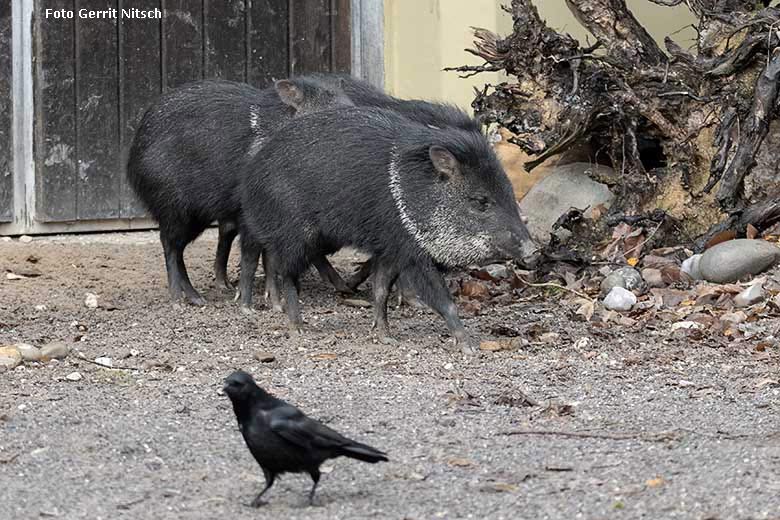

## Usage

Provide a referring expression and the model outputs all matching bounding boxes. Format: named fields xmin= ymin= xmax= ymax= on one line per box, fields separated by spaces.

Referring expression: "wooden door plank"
xmin=290 ymin=0 xmax=330 ymax=75
xmin=162 ymin=0 xmax=203 ymax=89
xmin=247 ymin=0 xmax=288 ymax=88
xmin=204 ymin=0 xmax=246 ymax=81
xmin=74 ymin=0 xmax=121 ymax=219
xmin=119 ymin=0 xmax=161 ymax=218
xmin=331 ymin=0 xmax=350 ymax=74
xmin=34 ymin=0 xmax=78 ymax=222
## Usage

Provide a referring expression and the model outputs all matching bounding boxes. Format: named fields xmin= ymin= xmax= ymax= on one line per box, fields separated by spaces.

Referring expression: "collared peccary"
xmin=290 ymin=73 xmax=484 ymax=294
xmin=126 ymin=78 xmax=354 ymax=305
xmin=238 ymin=107 xmax=537 ymax=349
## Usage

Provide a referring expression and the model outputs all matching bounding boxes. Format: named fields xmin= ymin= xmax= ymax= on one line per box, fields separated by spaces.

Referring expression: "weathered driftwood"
xmin=449 ymin=0 xmax=780 ymax=249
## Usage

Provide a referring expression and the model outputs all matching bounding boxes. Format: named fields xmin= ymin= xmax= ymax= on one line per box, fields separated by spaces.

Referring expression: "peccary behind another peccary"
xmin=298 ymin=73 xmax=483 ymax=292
xmin=126 ymin=78 xmax=354 ymax=305
xmin=238 ymin=107 xmax=537 ymax=350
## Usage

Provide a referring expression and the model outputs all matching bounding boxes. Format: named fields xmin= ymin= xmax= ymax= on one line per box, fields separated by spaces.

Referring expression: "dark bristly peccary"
xmin=223 ymin=370 xmax=388 ymax=506
xmin=126 ymin=78 xmax=354 ymax=305
xmin=238 ymin=107 xmax=537 ymax=350
xmin=303 ymin=73 xmax=483 ymax=291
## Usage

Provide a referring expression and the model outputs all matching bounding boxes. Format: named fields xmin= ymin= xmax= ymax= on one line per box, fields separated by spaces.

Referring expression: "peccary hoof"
xmin=216 ymin=276 xmax=234 ymax=291
xmin=379 ymin=335 xmax=399 ymax=345
xmin=288 ymin=323 xmax=303 ymax=335
xmin=240 ymin=304 xmax=255 ymax=316
xmin=186 ymin=294 xmax=207 ymax=307
xmin=453 ymin=333 xmax=477 ymax=355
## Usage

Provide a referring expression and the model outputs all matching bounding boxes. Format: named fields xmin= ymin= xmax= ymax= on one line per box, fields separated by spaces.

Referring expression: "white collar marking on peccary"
xmin=388 ymin=146 xmax=424 ymax=246
xmin=247 ymin=106 xmax=266 ymax=158
xmin=388 ymin=145 xmax=491 ymax=266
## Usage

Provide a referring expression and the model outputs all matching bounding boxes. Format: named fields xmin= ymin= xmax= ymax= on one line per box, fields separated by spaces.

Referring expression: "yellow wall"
xmin=384 ymin=1 xmax=697 ymax=110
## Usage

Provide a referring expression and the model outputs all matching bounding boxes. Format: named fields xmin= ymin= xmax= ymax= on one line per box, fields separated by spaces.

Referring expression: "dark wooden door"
xmin=33 ymin=0 xmax=350 ymax=223
xmin=0 ymin=2 xmax=12 ymax=222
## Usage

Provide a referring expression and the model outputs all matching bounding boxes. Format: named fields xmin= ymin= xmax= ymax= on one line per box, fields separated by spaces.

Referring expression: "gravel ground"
xmin=1 ymin=230 xmax=779 ymax=520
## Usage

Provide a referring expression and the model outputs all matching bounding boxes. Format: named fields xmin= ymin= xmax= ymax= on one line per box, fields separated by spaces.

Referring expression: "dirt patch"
xmin=1 ymin=230 xmax=779 ymax=519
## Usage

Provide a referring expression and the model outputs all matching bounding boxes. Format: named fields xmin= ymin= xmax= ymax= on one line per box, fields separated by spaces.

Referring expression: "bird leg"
xmin=307 ymin=469 xmax=321 ymax=506
xmin=249 ymin=471 xmax=276 ymax=507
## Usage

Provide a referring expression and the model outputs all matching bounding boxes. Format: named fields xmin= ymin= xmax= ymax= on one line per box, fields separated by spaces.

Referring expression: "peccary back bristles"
xmin=301 ymin=73 xmax=480 ymax=133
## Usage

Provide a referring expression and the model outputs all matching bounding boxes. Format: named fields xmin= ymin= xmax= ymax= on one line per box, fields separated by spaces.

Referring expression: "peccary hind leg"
xmin=215 ymin=219 xmax=239 ymax=290
xmin=347 ymin=258 xmax=374 ymax=291
xmin=313 ymin=256 xmax=353 ymax=295
xmin=161 ymin=230 xmax=206 ymax=306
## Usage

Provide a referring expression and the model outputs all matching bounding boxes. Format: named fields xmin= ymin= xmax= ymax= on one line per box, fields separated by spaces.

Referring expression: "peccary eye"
xmin=471 ymin=196 xmax=490 ymax=211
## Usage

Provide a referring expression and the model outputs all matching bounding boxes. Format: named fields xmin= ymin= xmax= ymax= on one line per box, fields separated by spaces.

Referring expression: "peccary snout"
xmin=494 ymin=226 xmax=539 ymax=268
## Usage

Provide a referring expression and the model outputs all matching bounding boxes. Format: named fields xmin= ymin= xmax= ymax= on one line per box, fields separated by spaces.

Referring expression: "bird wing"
xmin=268 ymin=405 xmax=351 ymax=451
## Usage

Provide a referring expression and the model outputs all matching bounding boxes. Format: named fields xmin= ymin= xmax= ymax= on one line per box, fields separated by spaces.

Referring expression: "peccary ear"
xmin=429 ymin=145 xmax=460 ymax=180
xmin=275 ymin=80 xmax=305 ymax=109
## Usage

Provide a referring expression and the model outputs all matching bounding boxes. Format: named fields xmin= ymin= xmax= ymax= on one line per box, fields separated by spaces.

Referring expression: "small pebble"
xmin=65 ymin=371 xmax=82 ymax=382
xmin=84 ymin=293 xmax=99 ymax=309
xmin=603 ymin=287 xmax=637 ymax=311
xmin=0 ymin=347 xmax=23 ymax=371
xmin=14 ymin=343 xmax=42 ymax=362
xmin=601 ymin=267 xmax=643 ymax=295
xmin=734 ymin=283 xmax=764 ymax=307
xmin=19 ymin=235 xmax=33 ymax=243
xmin=254 ymin=351 xmax=276 ymax=363
xmin=40 ymin=341 xmax=70 ymax=361
xmin=94 ymin=357 xmax=113 ymax=367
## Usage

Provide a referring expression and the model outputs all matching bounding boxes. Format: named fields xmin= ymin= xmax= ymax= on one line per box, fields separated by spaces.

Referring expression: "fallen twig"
xmin=517 ymin=278 xmax=595 ymax=302
xmin=498 ymin=429 xmax=684 ymax=442
xmin=0 ymin=452 xmax=20 ymax=464
xmin=75 ymin=353 xmax=140 ymax=372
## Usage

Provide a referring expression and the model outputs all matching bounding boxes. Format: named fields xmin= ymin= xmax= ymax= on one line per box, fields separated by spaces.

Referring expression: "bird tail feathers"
xmin=340 ymin=441 xmax=388 ymax=463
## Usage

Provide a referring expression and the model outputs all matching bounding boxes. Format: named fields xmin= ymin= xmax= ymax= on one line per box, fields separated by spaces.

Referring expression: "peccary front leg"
xmin=238 ymin=241 xmax=261 ymax=313
xmin=403 ymin=264 xmax=474 ymax=353
xmin=313 ymin=256 xmax=353 ymax=295
xmin=215 ymin=219 xmax=239 ymax=291
xmin=370 ymin=259 xmax=400 ymax=343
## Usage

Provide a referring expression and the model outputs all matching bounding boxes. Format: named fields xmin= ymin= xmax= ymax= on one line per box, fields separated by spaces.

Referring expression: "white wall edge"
xmin=11 ymin=0 xmax=34 ymax=232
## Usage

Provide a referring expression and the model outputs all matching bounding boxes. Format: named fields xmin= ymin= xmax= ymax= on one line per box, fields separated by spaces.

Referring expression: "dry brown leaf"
xmin=461 ymin=280 xmax=490 ymax=300
xmin=643 ymin=255 xmax=677 ymax=269
xmin=746 ymin=224 xmax=759 ymax=239
xmin=311 ymin=353 xmax=338 ymax=361
xmin=646 ymin=477 xmax=665 ymax=488
xmin=705 ymin=230 xmax=736 ymax=249
xmin=447 ymin=458 xmax=474 ymax=468
xmin=573 ymin=298 xmax=595 ymax=321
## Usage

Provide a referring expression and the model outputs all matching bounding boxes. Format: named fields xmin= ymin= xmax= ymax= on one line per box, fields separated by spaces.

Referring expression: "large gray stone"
xmin=699 ymin=239 xmax=780 ymax=283
xmin=518 ymin=163 xmax=615 ymax=244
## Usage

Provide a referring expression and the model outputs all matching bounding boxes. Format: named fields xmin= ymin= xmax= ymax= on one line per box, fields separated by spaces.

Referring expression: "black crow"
xmin=223 ymin=370 xmax=388 ymax=506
